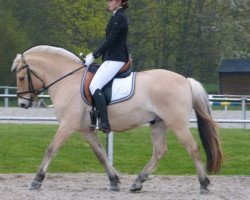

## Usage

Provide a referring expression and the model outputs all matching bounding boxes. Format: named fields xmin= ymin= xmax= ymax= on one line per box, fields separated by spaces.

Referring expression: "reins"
xmin=36 ymin=65 xmax=84 ymax=94
xmin=16 ymin=55 xmax=84 ymax=101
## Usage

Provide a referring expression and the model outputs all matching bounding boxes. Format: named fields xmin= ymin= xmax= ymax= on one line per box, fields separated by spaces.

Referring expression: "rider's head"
xmin=121 ymin=0 xmax=129 ymax=10
xmin=108 ymin=0 xmax=129 ymax=11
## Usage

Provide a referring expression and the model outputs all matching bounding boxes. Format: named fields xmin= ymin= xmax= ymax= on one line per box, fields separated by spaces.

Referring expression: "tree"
xmin=0 ymin=6 xmax=30 ymax=85
xmin=216 ymin=0 xmax=250 ymax=59
xmin=50 ymin=0 xmax=108 ymax=55
xmin=0 ymin=0 xmax=249 ymax=88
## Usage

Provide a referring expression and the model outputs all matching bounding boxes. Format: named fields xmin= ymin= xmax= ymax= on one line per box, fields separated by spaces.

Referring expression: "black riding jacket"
xmin=93 ymin=8 xmax=129 ymax=62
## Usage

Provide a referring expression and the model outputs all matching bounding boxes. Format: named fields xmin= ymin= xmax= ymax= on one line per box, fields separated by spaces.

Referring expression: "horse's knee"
xmin=46 ymin=145 xmax=55 ymax=157
xmin=154 ymin=145 xmax=167 ymax=160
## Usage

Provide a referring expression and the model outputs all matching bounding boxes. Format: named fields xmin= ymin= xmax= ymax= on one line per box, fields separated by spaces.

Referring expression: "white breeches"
xmin=90 ymin=60 xmax=125 ymax=95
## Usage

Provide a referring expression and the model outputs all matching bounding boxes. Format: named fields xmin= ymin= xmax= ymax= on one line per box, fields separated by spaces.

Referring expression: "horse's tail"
xmin=187 ymin=77 xmax=222 ymax=173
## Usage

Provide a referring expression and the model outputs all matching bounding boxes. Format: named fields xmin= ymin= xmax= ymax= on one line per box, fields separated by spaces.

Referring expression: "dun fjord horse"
xmin=12 ymin=45 xmax=222 ymax=193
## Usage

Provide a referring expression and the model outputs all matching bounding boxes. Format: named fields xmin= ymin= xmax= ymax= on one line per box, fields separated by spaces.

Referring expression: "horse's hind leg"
xmin=130 ymin=120 xmax=167 ymax=192
xmin=83 ymin=131 xmax=120 ymax=191
xmin=172 ymin=126 xmax=210 ymax=194
xmin=30 ymin=125 xmax=73 ymax=190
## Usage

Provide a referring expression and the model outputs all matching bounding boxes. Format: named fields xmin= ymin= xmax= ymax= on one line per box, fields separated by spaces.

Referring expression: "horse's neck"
xmin=27 ymin=54 xmax=84 ymax=100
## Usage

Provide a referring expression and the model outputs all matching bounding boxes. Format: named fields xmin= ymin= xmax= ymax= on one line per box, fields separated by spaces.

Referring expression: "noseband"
xmin=15 ymin=55 xmax=84 ymax=102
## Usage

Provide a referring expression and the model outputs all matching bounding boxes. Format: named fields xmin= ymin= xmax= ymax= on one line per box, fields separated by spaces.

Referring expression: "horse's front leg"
xmin=30 ymin=125 xmax=73 ymax=190
xmin=83 ymin=131 xmax=120 ymax=191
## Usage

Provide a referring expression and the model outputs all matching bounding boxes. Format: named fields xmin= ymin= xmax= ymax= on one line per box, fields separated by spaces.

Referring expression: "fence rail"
xmin=1 ymin=117 xmax=250 ymax=124
xmin=0 ymin=116 xmax=57 ymax=121
xmin=1 ymin=86 xmax=250 ymax=128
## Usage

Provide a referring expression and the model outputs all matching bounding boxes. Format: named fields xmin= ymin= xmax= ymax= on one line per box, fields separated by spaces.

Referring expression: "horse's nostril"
xmin=20 ymin=103 xmax=25 ymax=108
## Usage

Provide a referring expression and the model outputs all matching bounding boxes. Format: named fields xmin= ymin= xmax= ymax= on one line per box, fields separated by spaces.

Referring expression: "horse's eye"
xmin=18 ymin=77 xmax=25 ymax=81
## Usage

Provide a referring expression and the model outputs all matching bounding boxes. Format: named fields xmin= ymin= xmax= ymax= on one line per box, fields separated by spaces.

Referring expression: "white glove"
xmin=84 ymin=53 xmax=95 ymax=67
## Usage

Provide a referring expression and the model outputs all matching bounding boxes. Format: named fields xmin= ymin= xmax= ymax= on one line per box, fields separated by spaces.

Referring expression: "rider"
xmin=84 ymin=0 xmax=129 ymax=133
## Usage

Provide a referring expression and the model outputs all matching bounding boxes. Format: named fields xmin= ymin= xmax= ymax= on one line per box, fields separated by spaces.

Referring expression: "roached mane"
xmin=24 ymin=45 xmax=81 ymax=63
xmin=11 ymin=45 xmax=82 ymax=72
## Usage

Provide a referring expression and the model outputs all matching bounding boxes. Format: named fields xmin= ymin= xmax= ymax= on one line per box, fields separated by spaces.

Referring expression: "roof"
xmin=218 ymin=59 xmax=250 ymax=73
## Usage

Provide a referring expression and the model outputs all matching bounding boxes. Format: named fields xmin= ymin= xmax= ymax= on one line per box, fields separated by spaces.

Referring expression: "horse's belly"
xmin=109 ymin=108 xmax=155 ymax=132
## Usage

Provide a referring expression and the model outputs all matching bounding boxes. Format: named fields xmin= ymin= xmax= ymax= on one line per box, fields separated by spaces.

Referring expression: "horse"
xmin=11 ymin=45 xmax=222 ymax=193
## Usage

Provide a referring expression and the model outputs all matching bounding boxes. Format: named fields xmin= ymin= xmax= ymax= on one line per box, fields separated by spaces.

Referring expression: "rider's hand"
xmin=84 ymin=53 xmax=94 ymax=67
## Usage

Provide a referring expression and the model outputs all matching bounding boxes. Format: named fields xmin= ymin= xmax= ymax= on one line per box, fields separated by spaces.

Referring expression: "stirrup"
xmin=89 ymin=107 xmax=97 ymax=131
xmin=99 ymin=122 xmax=111 ymax=134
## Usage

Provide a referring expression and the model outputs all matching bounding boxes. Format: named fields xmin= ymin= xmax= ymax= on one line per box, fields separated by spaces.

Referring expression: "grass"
xmin=0 ymin=124 xmax=249 ymax=175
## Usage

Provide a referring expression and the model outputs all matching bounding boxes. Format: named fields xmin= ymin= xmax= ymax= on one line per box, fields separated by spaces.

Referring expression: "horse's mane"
xmin=24 ymin=45 xmax=81 ymax=63
xmin=11 ymin=45 xmax=82 ymax=72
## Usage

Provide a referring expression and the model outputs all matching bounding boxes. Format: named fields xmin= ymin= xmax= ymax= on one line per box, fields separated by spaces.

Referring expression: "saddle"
xmin=83 ymin=59 xmax=133 ymax=105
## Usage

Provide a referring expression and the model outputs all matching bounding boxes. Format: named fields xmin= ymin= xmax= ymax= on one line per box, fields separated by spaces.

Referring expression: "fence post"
xmin=4 ymin=86 xmax=9 ymax=107
xmin=106 ymin=132 xmax=113 ymax=165
xmin=241 ymin=98 xmax=246 ymax=129
xmin=223 ymin=97 xmax=228 ymax=111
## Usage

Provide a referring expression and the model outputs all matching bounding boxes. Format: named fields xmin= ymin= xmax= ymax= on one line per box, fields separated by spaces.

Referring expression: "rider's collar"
xmin=113 ymin=6 xmax=122 ymax=15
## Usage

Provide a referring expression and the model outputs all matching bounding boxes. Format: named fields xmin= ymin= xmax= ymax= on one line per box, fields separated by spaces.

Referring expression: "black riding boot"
xmin=93 ymin=89 xmax=111 ymax=133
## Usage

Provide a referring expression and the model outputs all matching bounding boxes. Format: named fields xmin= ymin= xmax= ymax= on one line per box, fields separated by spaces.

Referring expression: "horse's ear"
xmin=11 ymin=54 xmax=22 ymax=72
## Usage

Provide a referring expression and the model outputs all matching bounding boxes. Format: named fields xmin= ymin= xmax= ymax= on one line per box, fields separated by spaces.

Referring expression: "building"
xmin=218 ymin=59 xmax=250 ymax=95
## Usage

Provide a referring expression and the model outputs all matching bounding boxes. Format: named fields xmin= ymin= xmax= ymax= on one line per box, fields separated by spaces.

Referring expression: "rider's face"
xmin=107 ymin=0 xmax=121 ymax=12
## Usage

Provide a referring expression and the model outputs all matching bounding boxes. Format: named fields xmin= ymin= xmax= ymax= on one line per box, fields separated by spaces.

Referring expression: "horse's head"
xmin=11 ymin=54 xmax=44 ymax=109
xmin=11 ymin=45 xmax=85 ymax=108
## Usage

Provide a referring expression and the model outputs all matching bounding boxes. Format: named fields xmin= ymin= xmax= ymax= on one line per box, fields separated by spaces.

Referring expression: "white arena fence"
xmin=1 ymin=86 xmax=250 ymax=165
xmin=1 ymin=86 xmax=250 ymax=125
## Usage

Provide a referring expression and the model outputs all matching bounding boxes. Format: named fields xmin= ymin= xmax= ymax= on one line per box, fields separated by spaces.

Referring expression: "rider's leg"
xmin=92 ymin=89 xmax=110 ymax=133
xmin=90 ymin=61 xmax=125 ymax=133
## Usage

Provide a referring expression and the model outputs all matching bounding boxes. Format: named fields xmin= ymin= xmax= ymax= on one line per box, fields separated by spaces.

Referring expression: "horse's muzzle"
xmin=18 ymin=98 xmax=31 ymax=109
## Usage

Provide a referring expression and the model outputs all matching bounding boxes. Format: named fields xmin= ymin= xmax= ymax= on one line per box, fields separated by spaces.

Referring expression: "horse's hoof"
xmin=200 ymin=187 xmax=209 ymax=194
xmin=199 ymin=176 xmax=210 ymax=194
xmin=109 ymin=185 xmax=120 ymax=191
xmin=130 ymin=183 xmax=143 ymax=192
xmin=29 ymin=180 xmax=42 ymax=190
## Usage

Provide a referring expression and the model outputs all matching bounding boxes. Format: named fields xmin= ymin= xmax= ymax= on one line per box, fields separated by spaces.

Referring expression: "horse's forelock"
xmin=11 ymin=54 xmax=23 ymax=72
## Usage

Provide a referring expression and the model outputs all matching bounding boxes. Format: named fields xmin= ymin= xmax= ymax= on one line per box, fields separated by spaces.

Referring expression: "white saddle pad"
xmin=110 ymin=72 xmax=136 ymax=104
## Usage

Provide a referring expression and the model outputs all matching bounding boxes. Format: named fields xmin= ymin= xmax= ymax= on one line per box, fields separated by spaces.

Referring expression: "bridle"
xmin=15 ymin=55 xmax=84 ymax=102
xmin=16 ymin=63 xmax=44 ymax=101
